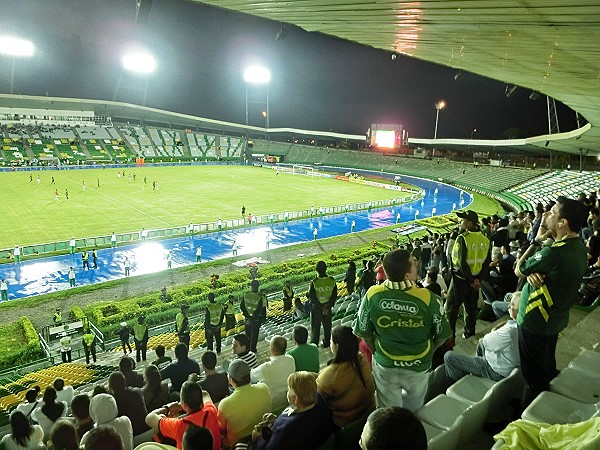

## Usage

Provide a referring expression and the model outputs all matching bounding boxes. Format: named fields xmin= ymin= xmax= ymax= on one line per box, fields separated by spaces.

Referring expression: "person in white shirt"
xmin=14 ymin=246 xmax=21 ymax=263
xmin=81 ymin=393 xmax=133 ymax=450
xmin=444 ymin=292 xmax=521 ymax=382
xmin=32 ymin=387 xmax=68 ymax=441
xmin=53 ymin=378 xmax=74 ymax=407
xmin=1 ymin=410 xmax=45 ymax=450
xmin=250 ymin=336 xmax=296 ymax=410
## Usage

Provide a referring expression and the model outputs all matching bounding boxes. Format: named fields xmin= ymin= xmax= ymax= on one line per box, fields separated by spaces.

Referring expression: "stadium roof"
xmin=194 ymin=0 xmax=600 ymax=157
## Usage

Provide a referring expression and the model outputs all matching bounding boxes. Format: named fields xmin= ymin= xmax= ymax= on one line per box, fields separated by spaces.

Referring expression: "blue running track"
xmin=0 ymin=173 xmax=471 ymax=300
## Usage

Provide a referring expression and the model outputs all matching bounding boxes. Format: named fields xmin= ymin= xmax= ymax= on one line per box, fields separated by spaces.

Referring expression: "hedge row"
xmin=0 ymin=318 xmax=44 ymax=371
xmin=86 ymin=244 xmax=385 ymax=335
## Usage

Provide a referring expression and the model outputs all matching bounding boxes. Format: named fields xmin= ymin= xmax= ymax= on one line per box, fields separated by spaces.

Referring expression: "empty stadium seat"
xmin=550 ymin=367 xmax=600 ymax=404
xmin=521 ymin=391 xmax=600 ymax=424
xmin=424 ymin=415 xmax=463 ymax=450
xmin=567 ymin=350 xmax=600 ymax=376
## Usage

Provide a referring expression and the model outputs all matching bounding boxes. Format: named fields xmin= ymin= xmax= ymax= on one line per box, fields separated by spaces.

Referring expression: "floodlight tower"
xmin=243 ymin=66 xmax=271 ymax=130
xmin=0 ymin=36 xmax=35 ymax=94
xmin=434 ymin=100 xmax=446 ymax=139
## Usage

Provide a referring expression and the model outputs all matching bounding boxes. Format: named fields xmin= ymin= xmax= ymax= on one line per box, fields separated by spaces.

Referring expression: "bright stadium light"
xmin=122 ymin=52 xmax=156 ymax=74
xmin=243 ymin=65 xmax=271 ymax=84
xmin=434 ymin=100 xmax=446 ymax=139
xmin=0 ymin=36 xmax=35 ymax=57
xmin=243 ymin=65 xmax=271 ymax=130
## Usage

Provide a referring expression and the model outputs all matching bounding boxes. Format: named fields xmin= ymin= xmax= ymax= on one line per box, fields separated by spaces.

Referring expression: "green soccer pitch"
xmin=0 ymin=165 xmax=411 ymax=249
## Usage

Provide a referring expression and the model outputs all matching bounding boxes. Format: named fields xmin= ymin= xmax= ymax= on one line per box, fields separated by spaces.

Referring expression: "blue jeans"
xmin=443 ymin=342 xmax=504 ymax=382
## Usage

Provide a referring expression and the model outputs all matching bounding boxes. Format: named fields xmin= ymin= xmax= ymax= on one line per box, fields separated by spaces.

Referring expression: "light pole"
xmin=0 ymin=36 xmax=35 ymax=94
xmin=434 ymin=100 xmax=446 ymax=139
xmin=471 ymin=128 xmax=477 ymax=139
xmin=243 ymin=65 xmax=271 ymax=131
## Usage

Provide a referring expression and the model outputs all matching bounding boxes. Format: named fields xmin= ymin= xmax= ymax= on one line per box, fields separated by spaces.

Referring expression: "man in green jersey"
xmin=205 ymin=292 xmax=225 ymax=354
xmin=515 ymin=196 xmax=587 ymax=408
xmin=133 ymin=315 xmax=149 ymax=362
xmin=308 ymin=261 xmax=337 ymax=348
xmin=354 ymin=249 xmax=451 ymax=411
xmin=241 ymin=280 xmax=263 ymax=353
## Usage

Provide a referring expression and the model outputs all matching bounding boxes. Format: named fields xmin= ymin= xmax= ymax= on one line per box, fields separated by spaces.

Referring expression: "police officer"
xmin=241 ymin=280 xmax=263 ymax=353
xmin=92 ymin=249 xmax=98 ymax=269
xmin=446 ymin=210 xmax=491 ymax=340
xmin=82 ymin=327 xmax=97 ymax=364
xmin=282 ymin=281 xmax=294 ymax=311
xmin=133 ymin=316 xmax=149 ymax=362
xmin=176 ymin=304 xmax=191 ymax=347
xmin=60 ymin=332 xmax=72 ymax=363
xmin=308 ymin=261 xmax=337 ymax=347
xmin=53 ymin=308 xmax=62 ymax=326
xmin=204 ymin=293 xmax=225 ymax=354
xmin=224 ymin=295 xmax=237 ymax=332
xmin=82 ymin=251 xmax=89 ymax=270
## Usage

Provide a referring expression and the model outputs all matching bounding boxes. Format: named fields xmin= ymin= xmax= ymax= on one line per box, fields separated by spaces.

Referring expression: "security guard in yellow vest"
xmin=53 ymin=308 xmax=62 ymax=326
xmin=82 ymin=327 xmax=96 ymax=364
xmin=447 ymin=210 xmax=491 ymax=339
xmin=204 ymin=293 xmax=225 ymax=354
xmin=133 ymin=315 xmax=149 ymax=362
xmin=176 ymin=304 xmax=190 ymax=347
xmin=283 ymin=281 xmax=294 ymax=311
xmin=60 ymin=332 xmax=72 ymax=363
xmin=241 ymin=280 xmax=263 ymax=353
xmin=308 ymin=260 xmax=338 ymax=347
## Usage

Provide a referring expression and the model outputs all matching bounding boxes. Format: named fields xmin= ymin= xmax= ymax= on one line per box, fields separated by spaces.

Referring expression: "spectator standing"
xmin=515 ymin=196 xmax=588 ymax=408
xmin=344 ymin=260 xmax=357 ymax=297
xmin=353 ymin=249 xmax=452 ymax=411
xmin=308 ymin=261 xmax=337 ymax=348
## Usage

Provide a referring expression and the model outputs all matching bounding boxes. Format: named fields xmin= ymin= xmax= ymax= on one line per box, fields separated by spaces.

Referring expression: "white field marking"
xmin=60 ymin=174 xmax=171 ymax=226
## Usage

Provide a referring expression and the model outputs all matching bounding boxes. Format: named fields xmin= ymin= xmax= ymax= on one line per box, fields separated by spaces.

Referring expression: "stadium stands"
xmin=508 ymin=170 xmax=600 ymax=205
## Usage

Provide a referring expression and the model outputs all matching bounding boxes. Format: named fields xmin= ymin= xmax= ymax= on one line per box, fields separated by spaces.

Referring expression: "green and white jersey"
xmin=353 ymin=280 xmax=451 ymax=371
xmin=517 ymin=237 xmax=587 ymax=335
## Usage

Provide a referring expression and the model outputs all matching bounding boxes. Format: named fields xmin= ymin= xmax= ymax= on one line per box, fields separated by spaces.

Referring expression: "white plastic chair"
xmin=425 ymin=415 xmax=464 ymax=450
xmin=521 ymin=390 xmax=600 ymax=424
xmin=418 ymin=389 xmax=493 ymax=445
xmin=550 ymin=367 xmax=600 ymax=404
xmin=568 ymin=350 xmax=600 ymax=375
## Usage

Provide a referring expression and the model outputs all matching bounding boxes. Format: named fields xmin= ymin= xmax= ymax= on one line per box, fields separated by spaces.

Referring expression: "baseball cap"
xmin=227 ymin=359 xmax=250 ymax=381
xmin=456 ymin=210 xmax=479 ymax=223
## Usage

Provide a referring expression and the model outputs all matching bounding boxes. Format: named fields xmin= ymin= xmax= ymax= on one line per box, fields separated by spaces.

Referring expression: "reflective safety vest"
xmin=207 ymin=303 xmax=223 ymax=326
xmin=225 ymin=300 xmax=235 ymax=316
xmin=82 ymin=252 xmax=88 ymax=261
xmin=283 ymin=285 xmax=294 ymax=299
xmin=313 ymin=277 xmax=336 ymax=304
xmin=60 ymin=336 xmax=72 ymax=350
xmin=133 ymin=323 xmax=148 ymax=341
xmin=176 ymin=312 xmax=189 ymax=334
xmin=244 ymin=292 xmax=261 ymax=316
xmin=451 ymin=231 xmax=490 ymax=276
xmin=53 ymin=312 xmax=62 ymax=324
xmin=83 ymin=333 xmax=95 ymax=346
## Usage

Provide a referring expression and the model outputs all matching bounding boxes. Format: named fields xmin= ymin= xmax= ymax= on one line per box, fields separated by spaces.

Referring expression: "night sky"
xmin=0 ymin=0 xmax=577 ymax=139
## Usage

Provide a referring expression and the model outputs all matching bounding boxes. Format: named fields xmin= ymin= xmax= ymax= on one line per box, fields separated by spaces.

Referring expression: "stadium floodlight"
xmin=122 ymin=51 xmax=156 ymax=74
xmin=243 ymin=65 xmax=271 ymax=129
xmin=434 ymin=100 xmax=446 ymax=139
xmin=243 ymin=65 xmax=271 ymax=84
xmin=0 ymin=36 xmax=35 ymax=57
